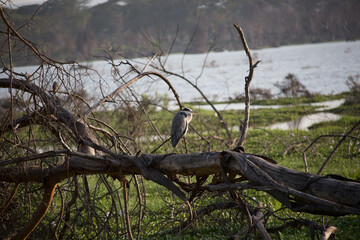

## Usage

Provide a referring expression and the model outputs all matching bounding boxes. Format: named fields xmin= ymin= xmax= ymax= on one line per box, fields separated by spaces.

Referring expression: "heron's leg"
xmin=183 ymin=137 xmax=189 ymax=154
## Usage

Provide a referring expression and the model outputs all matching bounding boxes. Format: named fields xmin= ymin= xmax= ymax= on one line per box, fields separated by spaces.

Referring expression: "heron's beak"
xmin=191 ymin=111 xmax=200 ymax=114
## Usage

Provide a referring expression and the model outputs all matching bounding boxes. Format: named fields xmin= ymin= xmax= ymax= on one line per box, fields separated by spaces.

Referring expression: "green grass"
xmin=185 ymin=92 xmax=346 ymax=106
xmin=106 ymin=94 xmax=358 ymax=238
xmin=138 ymin=93 xmax=360 ymax=239
xmin=4 ymin=93 xmax=359 ymax=239
xmin=250 ymin=92 xmax=346 ymax=105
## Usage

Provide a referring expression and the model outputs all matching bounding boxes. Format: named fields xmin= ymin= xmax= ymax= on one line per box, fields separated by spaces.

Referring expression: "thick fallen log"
xmin=150 ymin=150 xmax=360 ymax=216
xmin=1 ymin=150 xmax=359 ymax=216
xmin=222 ymin=151 xmax=360 ymax=216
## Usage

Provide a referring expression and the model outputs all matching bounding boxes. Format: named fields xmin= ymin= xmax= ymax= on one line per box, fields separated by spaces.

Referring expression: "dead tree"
xmin=1 ymin=6 xmax=359 ymax=240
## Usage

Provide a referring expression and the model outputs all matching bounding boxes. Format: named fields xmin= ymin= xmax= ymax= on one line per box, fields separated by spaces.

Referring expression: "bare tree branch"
xmin=1 ymin=9 xmax=358 ymax=238
xmin=317 ymin=120 xmax=360 ymax=175
xmin=233 ymin=24 xmax=261 ymax=148
xmin=252 ymin=203 xmax=272 ymax=240
xmin=14 ymin=181 xmax=58 ymax=240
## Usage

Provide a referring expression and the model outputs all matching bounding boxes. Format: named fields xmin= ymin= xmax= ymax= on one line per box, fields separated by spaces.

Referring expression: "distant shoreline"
xmin=2 ymin=40 xmax=359 ymax=102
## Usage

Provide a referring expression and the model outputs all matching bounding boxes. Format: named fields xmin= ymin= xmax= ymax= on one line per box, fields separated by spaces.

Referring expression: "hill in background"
xmin=1 ymin=0 xmax=360 ymax=65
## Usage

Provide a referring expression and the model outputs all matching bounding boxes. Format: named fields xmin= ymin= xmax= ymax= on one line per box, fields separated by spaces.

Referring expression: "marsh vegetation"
xmin=1 ymin=5 xmax=360 ymax=240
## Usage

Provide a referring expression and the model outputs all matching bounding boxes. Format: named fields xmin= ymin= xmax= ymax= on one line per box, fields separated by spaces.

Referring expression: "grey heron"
xmin=171 ymin=107 xmax=199 ymax=148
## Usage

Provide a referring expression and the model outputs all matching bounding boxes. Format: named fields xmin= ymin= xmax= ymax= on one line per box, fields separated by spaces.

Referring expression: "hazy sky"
xmin=3 ymin=0 xmax=108 ymax=7
xmin=3 ymin=0 xmax=46 ymax=7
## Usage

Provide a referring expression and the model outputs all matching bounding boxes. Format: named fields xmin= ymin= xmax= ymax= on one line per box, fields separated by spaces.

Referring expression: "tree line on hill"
xmin=1 ymin=0 xmax=360 ymax=66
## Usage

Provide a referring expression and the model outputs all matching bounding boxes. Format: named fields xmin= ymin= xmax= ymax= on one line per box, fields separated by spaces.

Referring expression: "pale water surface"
xmin=2 ymin=41 xmax=359 ymax=103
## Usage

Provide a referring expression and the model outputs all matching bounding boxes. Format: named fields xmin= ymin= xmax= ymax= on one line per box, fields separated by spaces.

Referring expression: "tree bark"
xmin=252 ymin=203 xmax=272 ymax=240
xmin=1 ymin=150 xmax=359 ymax=217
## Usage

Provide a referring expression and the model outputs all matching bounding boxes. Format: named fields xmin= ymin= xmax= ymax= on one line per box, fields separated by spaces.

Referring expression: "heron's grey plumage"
xmin=171 ymin=107 xmax=195 ymax=148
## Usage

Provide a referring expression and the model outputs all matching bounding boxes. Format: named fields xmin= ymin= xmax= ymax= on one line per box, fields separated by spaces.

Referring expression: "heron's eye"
xmin=180 ymin=112 xmax=187 ymax=117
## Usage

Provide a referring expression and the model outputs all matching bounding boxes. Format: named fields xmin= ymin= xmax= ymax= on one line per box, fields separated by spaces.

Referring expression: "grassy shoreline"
xmin=184 ymin=92 xmax=347 ymax=106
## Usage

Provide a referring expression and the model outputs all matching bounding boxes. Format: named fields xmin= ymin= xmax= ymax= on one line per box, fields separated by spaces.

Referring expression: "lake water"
xmin=125 ymin=40 xmax=360 ymax=103
xmin=3 ymin=40 xmax=360 ymax=103
xmin=267 ymin=112 xmax=341 ymax=130
xmin=1 ymin=41 xmax=357 ymax=130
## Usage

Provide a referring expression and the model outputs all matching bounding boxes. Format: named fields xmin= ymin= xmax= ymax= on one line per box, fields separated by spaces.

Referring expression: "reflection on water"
xmin=265 ymin=99 xmax=344 ymax=130
xmin=195 ymin=99 xmax=344 ymax=131
xmin=309 ymin=99 xmax=345 ymax=111
xmin=267 ymin=112 xmax=341 ymax=130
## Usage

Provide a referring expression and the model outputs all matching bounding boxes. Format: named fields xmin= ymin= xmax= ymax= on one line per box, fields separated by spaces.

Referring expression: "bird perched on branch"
xmin=171 ymin=107 xmax=199 ymax=148
xmin=52 ymin=81 xmax=59 ymax=94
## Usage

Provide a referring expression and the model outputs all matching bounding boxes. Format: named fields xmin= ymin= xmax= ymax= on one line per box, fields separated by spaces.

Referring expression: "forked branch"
xmin=83 ymin=71 xmax=182 ymax=118
xmin=234 ymin=24 xmax=261 ymax=148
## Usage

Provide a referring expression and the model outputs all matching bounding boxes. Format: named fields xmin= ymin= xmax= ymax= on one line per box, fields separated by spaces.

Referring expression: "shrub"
xmin=345 ymin=74 xmax=360 ymax=104
xmin=275 ymin=73 xmax=311 ymax=98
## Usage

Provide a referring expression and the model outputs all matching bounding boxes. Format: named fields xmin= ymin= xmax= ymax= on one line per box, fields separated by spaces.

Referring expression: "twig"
xmin=234 ymin=24 xmax=261 ymax=148
xmin=54 ymin=186 xmax=64 ymax=240
xmin=14 ymin=181 xmax=58 ymax=240
xmin=58 ymin=177 xmax=79 ymax=240
xmin=88 ymin=117 xmax=131 ymax=154
xmin=0 ymin=183 xmax=20 ymax=215
xmin=140 ymin=53 xmax=157 ymax=73
xmin=317 ymin=120 xmax=360 ymax=175
xmin=303 ymin=133 xmax=359 ymax=173
xmin=15 ymin=2 xmax=44 ymax=31
xmin=148 ymin=29 xmax=232 ymax=140
xmin=134 ymin=176 xmax=144 ymax=240
xmin=170 ymin=201 xmax=238 ymax=233
xmin=159 ymin=68 xmax=232 ymax=140
xmin=100 ymin=175 xmax=121 ymax=239
xmin=123 ymin=181 xmax=134 ymax=240
xmin=83 ymin=71 xmax=182 ymax=118
xmin=162 ymin=24 xmax=179 ymax=67
xmin=181 ymin=16 xmax=200 ymax=76
xmin=0 ymin=149 xmax=69 ymax=167
xmin=151 ymin=137 xmax=171 ymax=154
xmin=195 ymin=43 xmax=216 ymax=84
xmin=0 ymin=6 xmax=69 ymax=65
xmin=252 ymin=203 xmax=272 ymax=240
